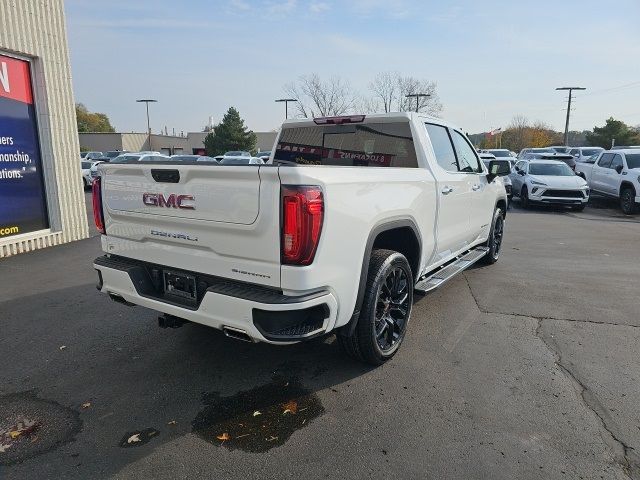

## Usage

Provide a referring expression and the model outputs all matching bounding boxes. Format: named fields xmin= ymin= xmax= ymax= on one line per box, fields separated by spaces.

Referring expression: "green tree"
xmin=75 ymin=103 xmax=115 ymax=132
xmin=204 ymin=107 xmax=256 ymax=155
xmin=586 ymin=117 xmax=640 ymax=149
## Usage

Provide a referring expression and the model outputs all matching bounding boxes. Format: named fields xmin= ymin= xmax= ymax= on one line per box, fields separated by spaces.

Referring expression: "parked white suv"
xmin=575 ymin=149 xmax=640 ymax=214
xmin=569 ymin=146 xmax=604 ymax=164
xmin=92 ymin=113 xmax=509 ymax=364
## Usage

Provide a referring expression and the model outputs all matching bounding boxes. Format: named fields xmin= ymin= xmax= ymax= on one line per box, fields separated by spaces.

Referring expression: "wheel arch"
xmin=620 ymin=181 xmax=636 ymax=196
xmin=339 ymin=218 xmax=422 ymax=337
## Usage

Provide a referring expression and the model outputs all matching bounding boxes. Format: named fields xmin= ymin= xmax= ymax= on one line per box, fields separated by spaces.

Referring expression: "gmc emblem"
xmin=143 ymin=193 xmax=195 ymax=210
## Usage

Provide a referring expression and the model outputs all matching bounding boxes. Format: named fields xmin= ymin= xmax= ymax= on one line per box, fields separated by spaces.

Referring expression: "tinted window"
xmin=581 ymin=148 xmax=603 ymax=156
xmin=425 ymin=124 xmax=457 ymax=172
xmin=488 ymin=150 xmax=511 ymax=157
xmin=598 ymin=153 xmax=614 ymax=168
xmin=626 ymin=154 xmax=640 ymax=169
xmin=610 ymin=154 xmax=623 ymax=170
xmin=451 ymin=131 xmax=481 ymax=173
xmin=529 ymin=163 xmax=573 ymax=176
xmin=81 ymin=161 xmax=91 ymax=169
xmin=274 ymin=122 xmax=417 ymax=167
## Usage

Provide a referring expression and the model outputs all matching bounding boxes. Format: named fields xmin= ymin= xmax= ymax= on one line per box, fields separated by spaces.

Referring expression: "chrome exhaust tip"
xmin=223 ymin=326 xmax=253 ymax=343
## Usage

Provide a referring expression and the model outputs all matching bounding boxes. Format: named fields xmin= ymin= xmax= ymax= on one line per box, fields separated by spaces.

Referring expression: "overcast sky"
xmin=65 ymin=0 xmax=640 ymax=135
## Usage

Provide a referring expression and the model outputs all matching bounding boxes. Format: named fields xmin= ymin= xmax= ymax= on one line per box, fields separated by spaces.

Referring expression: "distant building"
xmin=79 ymin=131 xmax=278 ymax=156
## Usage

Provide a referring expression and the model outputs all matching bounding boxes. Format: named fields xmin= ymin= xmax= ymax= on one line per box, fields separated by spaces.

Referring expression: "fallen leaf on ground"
xmin=266 ymin=435 xmax=278 ymax=442
xmin=59 ymin=345 xmax=67 ymax=350
xmin=81 ymin=402 xmax=91 ymax=409
xmin=127 ymin=434 xmax=141 ymax=444
xmin=253 ymin=411 xmax=261 ymax=417
xmin=167 ymin=420 xmax=177 ymax=425
xmin=9 ymin=431 xmax=21 ymax=440
xmin=216 ymin=433 xmax=230 ymax=441
xmin=282 ymin=400 xmax=298 ymax=415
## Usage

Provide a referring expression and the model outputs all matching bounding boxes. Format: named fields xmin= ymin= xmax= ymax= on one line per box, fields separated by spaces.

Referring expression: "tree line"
xmin=474 ymin=116 xmax=640 ymax=151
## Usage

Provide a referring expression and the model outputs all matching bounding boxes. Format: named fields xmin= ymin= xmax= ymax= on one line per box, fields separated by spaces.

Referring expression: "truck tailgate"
xmin=100 ymin=164 xmax=282 ymax=288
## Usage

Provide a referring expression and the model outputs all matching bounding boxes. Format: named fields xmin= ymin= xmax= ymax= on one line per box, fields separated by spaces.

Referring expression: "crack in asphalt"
xmin=535 ymin=320 xmax=639 ymax=480
xmin=462 ymin=274 xmax=639 ymax=479
xmin=462 ymin=274 xmax=640 ymax=329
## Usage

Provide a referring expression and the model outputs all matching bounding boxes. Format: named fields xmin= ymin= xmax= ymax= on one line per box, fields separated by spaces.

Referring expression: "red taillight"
xmin=281 ymin=186 xmax=324 ymax=265
xmin=92 ymin=176 xmax=105 ymax=234
xmin=313 ymin=115 xmax=365 ymax=125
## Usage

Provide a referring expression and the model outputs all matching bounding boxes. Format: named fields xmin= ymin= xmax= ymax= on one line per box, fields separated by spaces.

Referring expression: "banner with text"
xmin=0 ymin=54 xmax=49 ymax=239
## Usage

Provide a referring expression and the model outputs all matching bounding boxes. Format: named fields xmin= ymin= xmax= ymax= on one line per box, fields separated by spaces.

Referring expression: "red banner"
xmin=0 ymin=55 xmax=33 ymax=105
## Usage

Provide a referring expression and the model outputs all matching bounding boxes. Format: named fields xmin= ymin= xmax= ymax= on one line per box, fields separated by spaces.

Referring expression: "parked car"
xmin=521 ymin=152 xmax=577 ymax=171
xmin=81 ymin=160 xmax=100 ymax=188
xmin=568 ymin=147 xmax=604 ymax=164
xmin=92 ymin=112 xmax=509 ymax=365
xmin=256 ymin=151 xmax=271 ymax=162
xmin=550 ymin=146 xmax=571 ymax=154
xmin=170 ymin=154 xmax=219 ymax=163
xmin=90 ymin=152 xmax=165 ymax=179
xmin=482 ymin=158 xmax=513 ymax=200
xmin=510 ymin=159 xmax=589 ymax=210
xmin=219 ymin=156 xmax=264 ymax=165
xmin=517 ymin=147 xmax=556 ymax=159
xmin=223 ymin=150 xmax=251 ymax=157
xmin=575 ymin=149 xmax=640 ymax=214
xmin=81 ymin=151 xmax=103 ymax=160
xmin=484 ymin=149 xmax=517 ymax=160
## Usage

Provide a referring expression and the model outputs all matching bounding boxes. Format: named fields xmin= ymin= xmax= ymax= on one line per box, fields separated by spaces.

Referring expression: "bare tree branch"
xmin=284 ymin=74 xmax=355 ymax=118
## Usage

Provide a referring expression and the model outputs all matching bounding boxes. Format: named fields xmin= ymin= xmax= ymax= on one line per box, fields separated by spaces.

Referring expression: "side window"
xmin=598 ymin=153 xmax=614 ymax=168
xmin=451 ymin=131 xmax=481 ymax=173
xmin=569 ymin=149 xmax=578 ymax=156
xmin=425 ymin=123 xmax=458 ymax=172
xmin=515 ymin=161 xmax=526 ymax=171
xmin=610 ymin=154 xmax=623 ymax=170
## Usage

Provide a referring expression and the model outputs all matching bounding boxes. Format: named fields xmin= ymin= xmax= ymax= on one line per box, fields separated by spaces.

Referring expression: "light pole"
xmin=275 ymin=98 xmax=298 ymax=119
xmin=555 ymin=87 xmax=585 ymax=146
xmin=405 ymin=93 xmax=431 ymax=113
xmin=136 ymin=99 xmax=157 ymax=150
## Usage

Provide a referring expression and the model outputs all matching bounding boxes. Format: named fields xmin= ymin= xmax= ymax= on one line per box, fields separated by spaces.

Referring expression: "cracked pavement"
xmin=0 ymin=194 xmax=638 ymax=479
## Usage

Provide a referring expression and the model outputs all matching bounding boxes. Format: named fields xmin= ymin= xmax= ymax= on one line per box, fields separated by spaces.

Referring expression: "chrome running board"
xmin=414 ymin=247 xmax=489 ymax=294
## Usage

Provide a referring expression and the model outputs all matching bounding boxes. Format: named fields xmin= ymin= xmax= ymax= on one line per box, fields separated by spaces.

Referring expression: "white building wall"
xmin=0 ymin=0 xmax=88 ymax=257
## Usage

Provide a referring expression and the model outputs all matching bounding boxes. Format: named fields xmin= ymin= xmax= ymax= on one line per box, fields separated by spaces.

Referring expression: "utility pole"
xmin=555 ymin=87 xmax=585 ymax=146
xmin=405 ymin=93 xmax=431 ymax=113
xmin=275 ymin=98 xmax=298 ymax=119
xmin=136 ymin=99 xmax=157 ymax=150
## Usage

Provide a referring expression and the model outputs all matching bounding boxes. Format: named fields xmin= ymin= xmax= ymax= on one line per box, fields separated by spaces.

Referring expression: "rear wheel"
xmin=520 ymin=186 xmax=530 ymax=209
xmin=620 ymin=188 xmax=638 ymax=215
xmin=338 ymin=249 xmax=413 ymax=365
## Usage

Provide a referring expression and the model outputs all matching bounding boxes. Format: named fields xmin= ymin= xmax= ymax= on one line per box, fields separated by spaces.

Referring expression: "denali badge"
xmin=151 ymin=230 xmax=198 ymax=242
xmin=143 ymin=193 xmax=195 ymax=209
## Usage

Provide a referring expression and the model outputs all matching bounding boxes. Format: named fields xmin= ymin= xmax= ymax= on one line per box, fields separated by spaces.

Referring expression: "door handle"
xmin=441 ymin=186 xmax=453 ymax=195
xmin=472 ymin=184 xmax=481 ymax=191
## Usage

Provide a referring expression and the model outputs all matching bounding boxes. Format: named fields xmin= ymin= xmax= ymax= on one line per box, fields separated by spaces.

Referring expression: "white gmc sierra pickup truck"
xmin=92 ymin=113 xmax=509 ymax=365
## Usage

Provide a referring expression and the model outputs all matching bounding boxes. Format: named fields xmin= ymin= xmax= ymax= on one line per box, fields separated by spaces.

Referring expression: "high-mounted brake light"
xmin=281 ymin=186 xmax=324 ymax=265
xmin=92 ymin=176 xmax=105 ymax=234
xmin=313 ymin=115 xmax=365 ymax=125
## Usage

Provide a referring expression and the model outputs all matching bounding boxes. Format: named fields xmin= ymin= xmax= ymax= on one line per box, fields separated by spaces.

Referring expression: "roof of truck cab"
xmin=280 ymin=112 xmax=460 ymax=130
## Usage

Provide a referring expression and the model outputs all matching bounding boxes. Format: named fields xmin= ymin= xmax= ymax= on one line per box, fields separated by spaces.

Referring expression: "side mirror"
xmin=487 ymin=160 xmax=511 ymax=183
xmin=615 ymin=165 xmax=623 ymax=174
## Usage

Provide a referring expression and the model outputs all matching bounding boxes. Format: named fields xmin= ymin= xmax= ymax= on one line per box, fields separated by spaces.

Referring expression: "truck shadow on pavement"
xmin=0 ymin=282 xmax=376 ymax=477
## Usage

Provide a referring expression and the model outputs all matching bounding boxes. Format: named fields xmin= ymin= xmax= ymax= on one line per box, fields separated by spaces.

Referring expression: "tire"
xmin=572 ymin=204 xmax=586 ymax=212
xmin=481 ymin=207 xmax=505 ymax=265
xmin=520 ymin=186 xmax=530 ymax=209
xmin=620 ymin=188 xmax=638 ymax=215
xmin=338 ymin=249 xmax=413 ymax=365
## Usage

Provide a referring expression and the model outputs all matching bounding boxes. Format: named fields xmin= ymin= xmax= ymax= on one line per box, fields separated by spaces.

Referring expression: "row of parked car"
xmin=477 ymin=146 xmax=640 ymax=214
xmin=80 ymin=150 xmax=273 ymax=188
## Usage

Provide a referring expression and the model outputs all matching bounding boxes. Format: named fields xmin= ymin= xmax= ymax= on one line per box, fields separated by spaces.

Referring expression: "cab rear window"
xmin=274 ymin=122 xmax=418 ymax=167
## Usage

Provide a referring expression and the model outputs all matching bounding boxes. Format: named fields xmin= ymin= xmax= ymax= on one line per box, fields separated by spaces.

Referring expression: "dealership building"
xmin=0 ymin=0 xmax=88 ymax=257
xmin=78 ymin=131 xmax=278 ymax=156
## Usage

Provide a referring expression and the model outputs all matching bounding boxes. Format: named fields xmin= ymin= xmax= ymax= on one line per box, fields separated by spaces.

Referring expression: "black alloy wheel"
xmin=374 ymin=266 xmax=410 ymax=352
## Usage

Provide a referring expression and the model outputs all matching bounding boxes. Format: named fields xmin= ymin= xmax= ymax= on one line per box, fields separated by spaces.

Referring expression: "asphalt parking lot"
xmin=1 ymin=192 xmax=639 ymax=480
